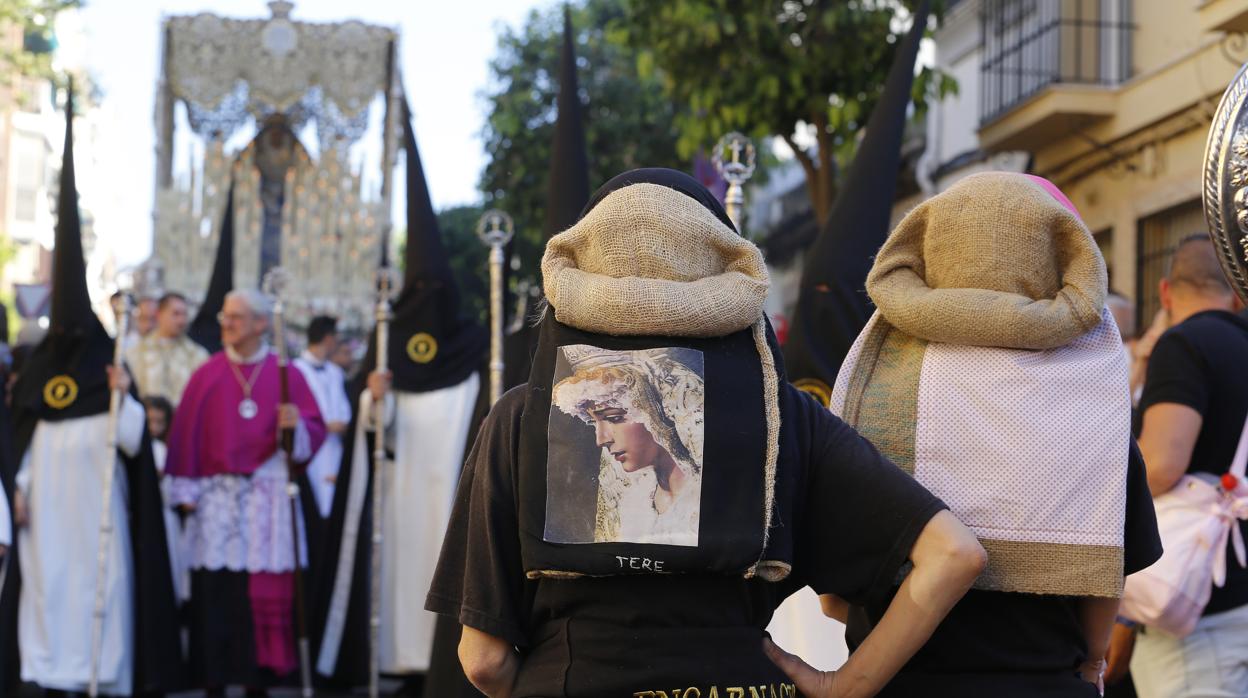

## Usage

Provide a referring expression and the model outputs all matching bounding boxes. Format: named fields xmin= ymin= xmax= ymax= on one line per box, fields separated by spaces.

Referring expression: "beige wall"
xmin=1008 ymin=1 xmax=1239 ymax=328
xmin=1133 ymin=0 xmax=1205 ymax=77
xmin=1057 ymin=120 xmax=1208 ymax=308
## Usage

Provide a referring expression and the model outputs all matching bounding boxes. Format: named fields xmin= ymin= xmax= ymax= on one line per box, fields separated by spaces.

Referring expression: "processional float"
xmin=151 ymin=1 xmax=399 ymax=332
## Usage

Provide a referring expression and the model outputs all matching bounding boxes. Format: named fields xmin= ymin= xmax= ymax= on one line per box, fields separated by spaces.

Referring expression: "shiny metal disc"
xmin=238 ymin=397 xmax=259 ymax=420
xmin=1203 ymin=60 xmax=1248 ymax=304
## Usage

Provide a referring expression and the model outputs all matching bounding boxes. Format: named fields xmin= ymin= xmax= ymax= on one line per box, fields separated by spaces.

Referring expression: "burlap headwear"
xmin=543 ymin=182 xmax=770 ymax=338
xmin=867 ymin=172 xmax=1106 ymax=349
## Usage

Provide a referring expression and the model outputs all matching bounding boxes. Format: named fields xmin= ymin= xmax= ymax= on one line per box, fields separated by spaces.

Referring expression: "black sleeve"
xmin=799 ymin=401 xmax=948 ymax=606
xmin=1139 ymin=330 xmax=1208 ymax=416
xmin=1123 ymin=440 xmax=1163 ymax=576
xmin=425 ymin=386 xmax=529 ymax=648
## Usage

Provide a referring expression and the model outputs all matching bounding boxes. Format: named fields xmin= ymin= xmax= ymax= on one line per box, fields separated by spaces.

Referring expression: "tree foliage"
xmin=435 ymin=204 xmax=490 ymax=326
xmin=0 ymin=0 xmax=80 ymax=83
xmin=616 ymin=0 xmax=955 ymax=223
xmin=478 ymin=0 xmax=686 ymax=289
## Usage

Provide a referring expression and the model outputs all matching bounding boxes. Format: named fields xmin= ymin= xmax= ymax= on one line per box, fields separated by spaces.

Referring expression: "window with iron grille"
xmin=1136 ymin=200 xmax=1205 ymax=328
xmin=980 ymin=0 xmax=1134 ymax=124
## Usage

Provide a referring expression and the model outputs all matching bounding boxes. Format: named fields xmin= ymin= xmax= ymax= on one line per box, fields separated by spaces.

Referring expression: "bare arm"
xmin=1104 ymin=621 xmax=1137 ymax=686
xmin=1075 ymin=596 xmax=1119 ymax=691
xmin=766 ymin=510 xmax=986 ymax=698
xmin=1138 ymin=403 xmax=1202 ymax=495
xmin=459 ymin=626 xmax=520 ymax=698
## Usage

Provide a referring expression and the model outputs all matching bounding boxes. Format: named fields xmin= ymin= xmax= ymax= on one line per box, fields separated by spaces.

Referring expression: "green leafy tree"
xmin=479 ymin=0 xmax=686 ymax=288
xmin=0 ymin=0 xmax=80 ymax=83
xmin=435 ymin=204 xmax=490 ymax=326
xmin=617 ymin=0 xmax=955 ymax=224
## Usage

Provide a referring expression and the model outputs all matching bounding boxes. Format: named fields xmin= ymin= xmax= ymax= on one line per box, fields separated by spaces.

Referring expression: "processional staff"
xmin=368 ymin=265 xmax=401 ymax=698
xmin=262 ymin=267 xmax=315 ymax=698
xmin=477 ymin=209 xmax=516 ymax=406
xmin=88 ymin=289 xmax=133 ymax=698
xmin=713 ymin=132 xmax=757 ymax=237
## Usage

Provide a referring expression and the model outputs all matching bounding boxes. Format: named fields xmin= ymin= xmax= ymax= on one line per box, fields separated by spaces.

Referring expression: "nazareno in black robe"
xmin=309 ymin=93 xmax=487 ymax=691
xmin=0 ymin=80 xmax=183 ymax=694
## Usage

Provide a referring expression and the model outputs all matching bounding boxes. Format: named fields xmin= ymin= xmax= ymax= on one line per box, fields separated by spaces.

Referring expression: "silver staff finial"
xmin=714 ymin=132 xmax=757 ymax=237
xmin=477 ymin=208 xmax=516 ymax=247
xmin=262 ymin=266 xmax=292 ymax=300
xmin=478 ymin=208 xmax=515 ymax=405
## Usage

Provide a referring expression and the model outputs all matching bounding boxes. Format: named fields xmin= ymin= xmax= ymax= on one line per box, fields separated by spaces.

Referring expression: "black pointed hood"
xmin=783 ymin=0 xmax=930 ymax=404
xmin=506 ymin=8 xmax=592 ymax=389
xmin=48 ymin=83 xmax=99 ymax=335
xmin=402 ymin=100 xmax=455 ymax=287
xmin=188 ymin=181 xmax=235 ymax=353
xmin=541 ymin=5 xmax=591 ymax=240
xmin=361 ymin=99 xmax=486 ymax=394
xmin=11 ymin=81 xmax=114 ymax=440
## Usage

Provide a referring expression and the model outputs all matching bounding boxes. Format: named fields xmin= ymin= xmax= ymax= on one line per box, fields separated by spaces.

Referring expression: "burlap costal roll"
xmin=543 ymin=183 xmax=770 ymax=339
xmin=867 ymin=172 xmax=1107 ymax=350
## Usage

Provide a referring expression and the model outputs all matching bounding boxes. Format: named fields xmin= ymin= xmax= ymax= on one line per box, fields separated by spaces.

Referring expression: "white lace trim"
xmin=168 ymin=459 xmax=306 ymax=573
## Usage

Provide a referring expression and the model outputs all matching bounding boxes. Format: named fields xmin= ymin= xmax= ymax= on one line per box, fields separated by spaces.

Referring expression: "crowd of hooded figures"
xmin=9 ymin=3 xmax=1248 ymax=697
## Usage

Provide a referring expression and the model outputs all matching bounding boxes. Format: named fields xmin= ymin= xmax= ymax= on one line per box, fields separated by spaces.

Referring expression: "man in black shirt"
xmin=1129 ymin=233 xmax=1248 ymax=697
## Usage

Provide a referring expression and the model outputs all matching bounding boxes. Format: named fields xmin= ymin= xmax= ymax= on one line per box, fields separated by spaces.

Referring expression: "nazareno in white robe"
xmin=317 ymin=371 xmax=479 ymax=676
xmin=16 ymin=394 xmax=144 ymax=694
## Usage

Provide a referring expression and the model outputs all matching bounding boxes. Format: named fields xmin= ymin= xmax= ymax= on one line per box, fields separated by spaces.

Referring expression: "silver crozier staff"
xmin=262 ymin=267 xmax=315 ymax=698
xmin=713 ymin=131 xmax=757 ymax=237
xmin=88 ymin=290 xmax=133 ymax=698
xmin=369 ymin=265 xmax=400 ymax=698
xmin=477 ymin=209 xmax=515 ymax=405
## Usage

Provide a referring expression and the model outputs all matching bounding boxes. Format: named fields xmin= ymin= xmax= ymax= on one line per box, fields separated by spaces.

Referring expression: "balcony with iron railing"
xmin=978 ymin=0 xmax=1134 ymax=152
xmin=1199 ymin=0 xmax=1248 ymax=34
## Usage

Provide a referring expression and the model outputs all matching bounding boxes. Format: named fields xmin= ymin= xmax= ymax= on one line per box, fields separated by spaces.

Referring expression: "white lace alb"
xmin=168 ymin=458 xmax=306 ymax=573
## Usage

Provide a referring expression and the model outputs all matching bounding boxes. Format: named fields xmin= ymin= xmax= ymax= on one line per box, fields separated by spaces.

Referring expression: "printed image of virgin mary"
xmin=550 ymin=345 xmax=705 ymax=547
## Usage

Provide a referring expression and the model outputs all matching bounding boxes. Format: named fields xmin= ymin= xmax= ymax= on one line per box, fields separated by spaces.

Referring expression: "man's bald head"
xmin=1161 ymin=233 xmax=1238 ymax=323
xmin=1166 ymin=234 xmax=1231 ymax=296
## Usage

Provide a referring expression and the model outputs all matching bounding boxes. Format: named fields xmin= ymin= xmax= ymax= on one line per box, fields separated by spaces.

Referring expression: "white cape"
xmin=17 ymin=397 xmax=144 ymax=694
xmin=318 ymin=372 xmax=480 ymax=676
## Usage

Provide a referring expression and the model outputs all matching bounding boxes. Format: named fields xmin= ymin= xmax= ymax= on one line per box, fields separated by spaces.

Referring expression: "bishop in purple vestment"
xmin=166 ymin=288 xmax=325 ymax=693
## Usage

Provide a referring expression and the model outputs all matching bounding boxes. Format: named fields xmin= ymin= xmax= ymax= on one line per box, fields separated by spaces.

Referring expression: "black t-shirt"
xmin=1139 ymin=309 xmax=1248 ymax=615
xmin=845 ymin=443 xmax=1161 ymax=698
xmin=427 ymin=382 xmax=947 ymax=697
